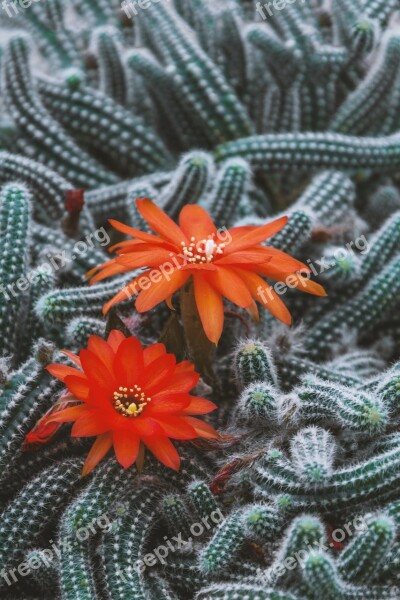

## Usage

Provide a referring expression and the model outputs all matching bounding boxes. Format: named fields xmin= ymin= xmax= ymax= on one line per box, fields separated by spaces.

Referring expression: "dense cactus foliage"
xmin=0 ymin=0 xmax=399 ymax=599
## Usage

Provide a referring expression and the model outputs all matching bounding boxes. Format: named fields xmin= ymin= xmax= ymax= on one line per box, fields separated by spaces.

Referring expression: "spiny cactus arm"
xmin=100 ymin=486 xmax=161 ymax=600
xmin=2 ymin=35 xmax=118 ymax=188
xmin=0 ymin=152 xmax=93 ymax=234
xmin=37 ymin=75 xmax=171 ymax=178
xmin=290 ymin=427 xmax=336 ymax=486
xmin=372 ymin=364 xmax=400 ymax=413
xmin=19 ymin=266 xmax=56 ymax=362
xmin=330 ymin=34 xmax=400 ymax=135
xmin=146 ymin=574 xmax=179 ymax=600
xmin=301 ymin=551 xmax=398 ymax=600
xmin=366 ymin=184 xmax=400 ymax=223
xmin=35 ymin=275 xmax=135 ymax=325
xmin=92 ymin=27 xmax=127 ymax=105
xmin=138 ymin=2 xmax=254 ymax=144
xmin=195 ymin=584 xmax=300 ymax=600
xmin=235 ymin=339 xmax=279 ymax=388
xmin=58 ymin=532 xmax=99 ymax=600
xmin=214 ymin=131 xmax=400 ymax=173
xmin=363 ymin=0 xmax=398 ymax=27
xmin=16 ymin=0 xmax=82 ymax=69
xmin=358 ymin=211 xmax=400 ymax=282
xmin=64 ymin=317 xmax=106 ymax=348
xmin=237 ymin=382 xmax=280 ymax=426
xmin=126 ymin=49 xmax=208 ymax=150
xmin=256 ymin=443 xmax=400 ymax=512
xmin=246 ymin=25 xmax=300 ymax=86
xmin=337 ymin=514 xmax=396 ymax=583
xmin=159 ymin=151 xmax=214 ymax=218
xmin=278 ymin=355 xmax=363 ymax=390
xmin=161 ymin=494 xmax=193 ymax=540
xmin=70 ymin=0 xmax=120 ymax=28
xmin=293 ymin=376 xmax=388 ymax=435
xmin=0 ymin=458 xmax=84 ymax=572
xmin=327 ymin=350 xmax=386 ymax=381
xmin=203 ymin=158 xmax=250 ymax=226
xmin=0 ymin=183 xmax=31 ymax=359
xmin=25 ymin=548 xmax=58 ymax=592
xmin=188 ymin=480 xmax=221 ymax=520
xmin=332 ymin=0 xmax=379 ymax=57
xmin=305 ymin=255 xmax=400 ymax=359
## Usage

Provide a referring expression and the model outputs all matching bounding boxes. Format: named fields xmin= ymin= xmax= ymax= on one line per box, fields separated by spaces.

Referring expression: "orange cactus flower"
xmin=27 ymin=331 xmax=218 ymax=476
xmin=88 ymin=199 xmax=326 ymax=344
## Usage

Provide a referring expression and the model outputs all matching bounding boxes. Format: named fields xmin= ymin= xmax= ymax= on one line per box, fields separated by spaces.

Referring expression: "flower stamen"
xmin=181 ymin=237 xmax=226 ymax=264
xmin=113 ymin=385 xmax=152 ymax=417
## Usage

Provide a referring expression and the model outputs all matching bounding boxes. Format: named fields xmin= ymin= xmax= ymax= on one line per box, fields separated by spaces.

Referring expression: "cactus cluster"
xmin=0 ymin=0 xmax=400 ymax=598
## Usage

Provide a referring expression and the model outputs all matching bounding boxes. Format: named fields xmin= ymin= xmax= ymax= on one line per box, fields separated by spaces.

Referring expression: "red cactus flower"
xmin=87 ymin=200 xmax=326 ymax=344
xmin=27 ymin=331 xmax=218 ymax=476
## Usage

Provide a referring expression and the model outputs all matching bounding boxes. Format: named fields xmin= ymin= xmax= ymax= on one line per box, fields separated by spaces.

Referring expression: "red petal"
xmin=180 ymin=416 xmax=219 ymax=439
xmin=113 ymin=336 xmax=144 ymax=389
xmin=80 ymin=349 xmax=116 ymax=392
xmin=45 ymin=405 xmax=88 ymax=424
xmin=155 ymin=416 xmax=197 ymax=439
xmin=181 ymin=397 xmax=217 ymax=415
xmin=64 ymin=374 xmax=90 ymax=401
xmin=82 ymin=432 xmax=113 ymax=476
xmin=142 ymin=354 xmax=176 ymax=395
xmin=60 ymin=349 xmax=82 ymax=367
xmin=113 ymin=430 xmax=140 ymax=469
xmin=143 ymin=343 xmax=167 ymax=366
xmin=179 ymin=205 xmax=217 ymax=240
xmin=145 ymin=392 xmax=191 ymax=415
xmin=107 ymin=330 xmax=126 ymax=352
xmin=136 ymin=198 xmax=186 ymax=247
xmin=88 ymin=335 xmax=115 ymax=372
xmin=193 ymin=273 xmax=224 ymax=345
xmin=143 ymin=436 xmax=181 ymax=471
xmin=71 ymin=413 xmax=110 ymax=437
xmin=47 ymin=363 xmax=81 ymax=382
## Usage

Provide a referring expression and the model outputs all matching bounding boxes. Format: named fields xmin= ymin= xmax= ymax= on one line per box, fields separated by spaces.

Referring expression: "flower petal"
xmin=181 ymin=397 xmax=217 ymax=415
xmin=47 ymin=363 xmax=81 ymax=382
xmin=102 ymin=271 xmax=152 ymax=315
xmin=80 ymin=349 xmax=116 ymax=392
xmin=107 ymin=330 xmax=126 ymax=352
xmin=109 ymin=218 xmax=166 ymax=245
xmin=135 ymin=269 xmax=190 ymax=312
xmin=206 ymin=266 xmax=253 ymax=308
xmin=60 ymin=349 xmax=82 ymax=368
xmin=71 ymin=413 xmax=111 ymax=437
xmin=64 ymin=374 xmax=90 ymax=401
xmin=88 ymin=335 xmax=115 ymax=373
xmin=155 ymin=416 xmax=197 ymax=439
xmin=82 ymin=432 xmax=113 ymax=476
xmin=234 ymin=268 xmax=292 ymax=325
xmin=143 ymin=343 xmax=167 ymax=366
xmin=179 ymin=205 xmax=217 ymax=240
xmin=145 ymin=392 xmax=191 ymax=415
xmin=113 ymin=336 xmax=144 ymax=389
xmin=193 ymin=273 xmax=224 ymax=345
xmin=113 ymin=430 xmax=140 ymax=469
xmin=143 ymin=435 xmax=181 ymax=471
xmin=136 ymin=198 xmax=186 ymax=247
xmin=142 ymin=354 xmax=176 ymax=394
xmin=180 ymin=416 xmax=219 ymax=439
xmin=45 ymin=405 xmax=88 ymax=424
xmin=115 ymin=247 xmax=176 ymax=269
xmin=225 ymin=216 xmax=288 ymax=254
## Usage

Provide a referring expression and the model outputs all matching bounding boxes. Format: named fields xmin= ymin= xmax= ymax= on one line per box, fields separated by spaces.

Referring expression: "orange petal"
xmin=179 ymin=205 xmax=217 ymax=240
xmin=288 ymin=274 xmax=327 ymax=297
xmin=102 ymin=271 xmax=152 ymax=315
xmin=206 ymin=266 xmax=253 ymax=308
xmin=136 ymin=198 xmax=186 ymax=247
xmin=143 ymin=435 xmax=181 ymax=471
xmin=82 ymin=432 xmax=113 ymax=476
xmin=235 ymin=268 xmax=292 ymax=325
xmin=193 ymin=273 xmax=224 ymax=345
xmin=113 ymin=430 xmax=140 ymax=469
xmin=135 ymin=269 xmax=190 ymax=312
xmin=225 ymin=216 xmax=288 ymax=254
xmin=181 ymin=397 xmax=217 ymax=415
xmin=180 ymin=416 xmax=219 ymax=439
xmin=47 ymin=363 xmax=81 ymax=382
xmin=115 ymin=247 xmax=176 ymax=269
xmin=109 ymin=218 xmax=167 ymax=245
xmin=245 ymin=299 xmax=260 ymax=321
xmin=88 ymin=259 xmax=131 ymax=285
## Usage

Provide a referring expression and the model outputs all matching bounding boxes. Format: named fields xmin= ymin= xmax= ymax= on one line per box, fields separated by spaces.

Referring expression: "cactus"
xmin=0 ymin=1 xmax=399 ymax=598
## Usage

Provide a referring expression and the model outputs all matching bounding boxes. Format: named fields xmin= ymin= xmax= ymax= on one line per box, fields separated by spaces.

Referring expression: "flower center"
xmin=181 ymin=236 xmax=226 ymax=264
xmin=113 ymin=385 xmax=152 ymax=417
